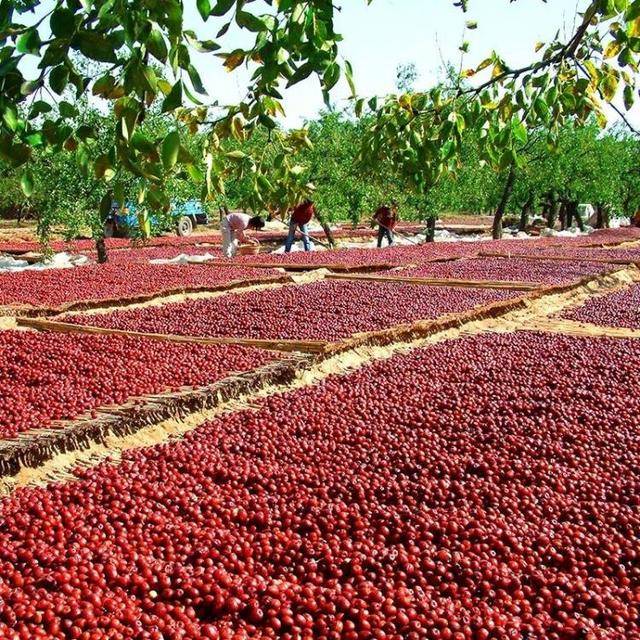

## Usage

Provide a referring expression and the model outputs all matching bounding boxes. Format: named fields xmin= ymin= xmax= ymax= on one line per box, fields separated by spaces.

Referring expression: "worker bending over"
xmin=373 ymin=201 xmax=398 ymax=248
xmin=221 ymin=212 xmax=265 ymax=258
xmin=284 ymin=199 xmax=315 ymax=253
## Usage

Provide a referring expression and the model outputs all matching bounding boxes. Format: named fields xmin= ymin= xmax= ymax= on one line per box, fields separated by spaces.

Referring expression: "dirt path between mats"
xmin=3 ymin=266 xmax=640 ymax=495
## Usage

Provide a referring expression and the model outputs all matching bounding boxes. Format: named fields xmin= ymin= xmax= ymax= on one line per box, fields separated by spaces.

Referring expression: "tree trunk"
xmin=425 ymin=216 xmax=436 ymax=243
xmin=492 ymin=165 xmax=516 ymax=240
xmin=546 ymin=194 xmax=559 ymax=229
xmin=519 ymin=197 xmax=533 ymax=232
xmin=565 ymin=201 xmax=574 ymax=229
xmin=595 ymin=204 xmax=604 ymax=229
xmin=570 ymin=201 xmax=585 ymax=232
xmin=559 ymin=201 xmax=567 ymax=231
xmin=95 ymin=235 xmax=108 ymax=264
xmin=542 ymin=200 xmax=550 ymax=223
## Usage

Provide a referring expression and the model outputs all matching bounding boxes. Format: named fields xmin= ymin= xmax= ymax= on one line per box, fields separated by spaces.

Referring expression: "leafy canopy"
xmin=0 ymin=0 xmax=358 ymax=214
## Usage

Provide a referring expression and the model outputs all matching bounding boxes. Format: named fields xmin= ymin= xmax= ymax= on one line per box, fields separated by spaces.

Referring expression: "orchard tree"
xmin=363 ymin=0 xmax=640 ymax=239
xmin=0 ymin=0 xmax=357 ymax=258
xmin=303 ymin=111 xmax=409 ymax=225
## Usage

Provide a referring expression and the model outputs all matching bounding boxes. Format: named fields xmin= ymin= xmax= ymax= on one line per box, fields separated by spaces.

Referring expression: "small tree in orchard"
xmin=361 ymin=88 xmax=463 ymax=242
xmin=302 ymin=111 xmax=405 ymax=226
xmin=0 ymin=0 xmax=358 ymax=259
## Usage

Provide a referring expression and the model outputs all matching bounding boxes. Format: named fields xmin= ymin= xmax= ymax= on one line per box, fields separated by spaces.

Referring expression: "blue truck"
xmin=104 ymin=201 xmax=209 ymax=238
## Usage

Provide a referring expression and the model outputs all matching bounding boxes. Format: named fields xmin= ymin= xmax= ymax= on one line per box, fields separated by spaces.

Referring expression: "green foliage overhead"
xmin=362 ymin=1 xmax=640 ymax=217
xmin=0 ymin=0 xmax=356 ymax=217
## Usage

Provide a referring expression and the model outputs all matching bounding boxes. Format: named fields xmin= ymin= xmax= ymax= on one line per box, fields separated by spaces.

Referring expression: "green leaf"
xmin=2 ymin=105 xmax=19 ymax=131
xmin=187 ymin=164 xmax=204 ymax=182
xmin=17 ymin=28 xmax=41 ymax=55
xmin=29 ymin=100 xmax=52 ymax=117
xmin=188 ymin=64 xmax=207 ymax=94
xmin=147 ymin=28 xmax=168 ymax=62
xmin=344 ymin=60 xmax=356 ymax=97
xmin=94 ymin=154 xmax=112 ymax=179
xmin=50 ymin=7 xmax=75 ymax=38
xmin=92 ymin=74 xmax=115 ymax=97
xmin=162 ymin=80 xmax=183 ymax=112
xmin=211 ymin=0 xmax=235 ymax=16
xmin=99 ymin=193 xmax=112 ymax=221
xmin=466 ymin=20 xmax=478 ymax=29
xmin=20 ymin=169 xmax=34 ymax=197
xmin=49 ymin=65 xmax=69 ymax=94
xmin=197 ymin=0 xmax=211 ymax=20
xmin=323 ymin=63 xmax=340 ymax=91
xmin=226 ymin=150 xmax=247 ymax=160
xmin=59 ymin=101 xmax=78 ymax=118
xmin=601 ymin=71 xmax=619 ymax=101
xmin=76 ymin=31 xmax=119 ymax=63
xmin=10 ymin=144 xmax=31 ymax=168
xmin=76 ymin=124 xmax=96 ymax=139
xmin=511 ymin=119 xmax=528 ymax=145
xmin=236 ymin=11 xmax=267 ymax=32
xmin=533 ymin=96 xmax=550 ymax=120
xmin=161 ymin=130 xmax=180 ymax=170
xmin=25 ymin=132 xmax=44 ymax=146
xmin=499 ymin=150 xmax=514 ymax=171
xmin=287 ymin=62 xmax=313 ymax=86
xmin=624 ymin=83 xmax=635 ymax=109
xmin=20 ymin=80 xmax=40 ymax=96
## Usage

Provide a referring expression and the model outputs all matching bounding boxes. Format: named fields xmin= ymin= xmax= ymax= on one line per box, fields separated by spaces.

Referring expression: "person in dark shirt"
xmin=285 ymin=199 xmax=315 ymax=252
xmin=373 ymin=201 xmax=398 ymax=248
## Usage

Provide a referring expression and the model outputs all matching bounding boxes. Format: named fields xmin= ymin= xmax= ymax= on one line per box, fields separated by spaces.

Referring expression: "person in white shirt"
xmin=220 ymin=212 xmax=265 ymax=257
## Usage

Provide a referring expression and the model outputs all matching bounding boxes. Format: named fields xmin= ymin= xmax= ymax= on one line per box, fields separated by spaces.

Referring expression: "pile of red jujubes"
xmin=562 ymin=283 xmax=640 ymax=329
xmin=0 ymin=264 xmax=284 ymax=309
xmin=399 ymin=257 xmax=611 ymax=284
xmin=0 ymin=330 xmax=278 ymax=438
xmin=0 ymin=332 xmax=638 ymax=639
xmin=0 ymin=234 xmax=222 ymax=255
xmin=588 ymin=226 xmax=640 ymax=243
xmin=82 ymin=246 xmax=223 ymax=265
xmin=64 ymin=281 xmax=517 ymax=341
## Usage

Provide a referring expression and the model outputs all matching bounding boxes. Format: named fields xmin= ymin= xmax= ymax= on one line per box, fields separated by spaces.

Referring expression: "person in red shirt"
xmin=373 ymin=201 xmax=398 ymax=247
xmin=285 ymin=199 xmax=315 ymax=252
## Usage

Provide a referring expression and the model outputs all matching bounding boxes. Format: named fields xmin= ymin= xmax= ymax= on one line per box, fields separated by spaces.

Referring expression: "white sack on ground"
xmin=149 ymin=253 xmax=216 ymax=265
xmin=0 ymin=252 xmax=89 ymax=273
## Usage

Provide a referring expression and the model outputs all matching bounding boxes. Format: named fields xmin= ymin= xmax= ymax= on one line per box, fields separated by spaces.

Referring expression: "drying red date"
xmin=0 ymin=330 xmax=278 ymax=439
xmin=0 ymin=332 xmax=638 ymax=638
xmin=562 ymin=282 xmax=640 ymax=329
xmin=65 ymin=280 xmax=517 ymax=341
xmin=0 ymin=264 xmax=284 ymax=309
xmin=400 ymin=256 xmax=611 ymax=284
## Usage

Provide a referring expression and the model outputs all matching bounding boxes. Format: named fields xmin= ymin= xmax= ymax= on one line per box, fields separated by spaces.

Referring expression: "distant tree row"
xmin=2 ymin=106 xmax=638 ymax=243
